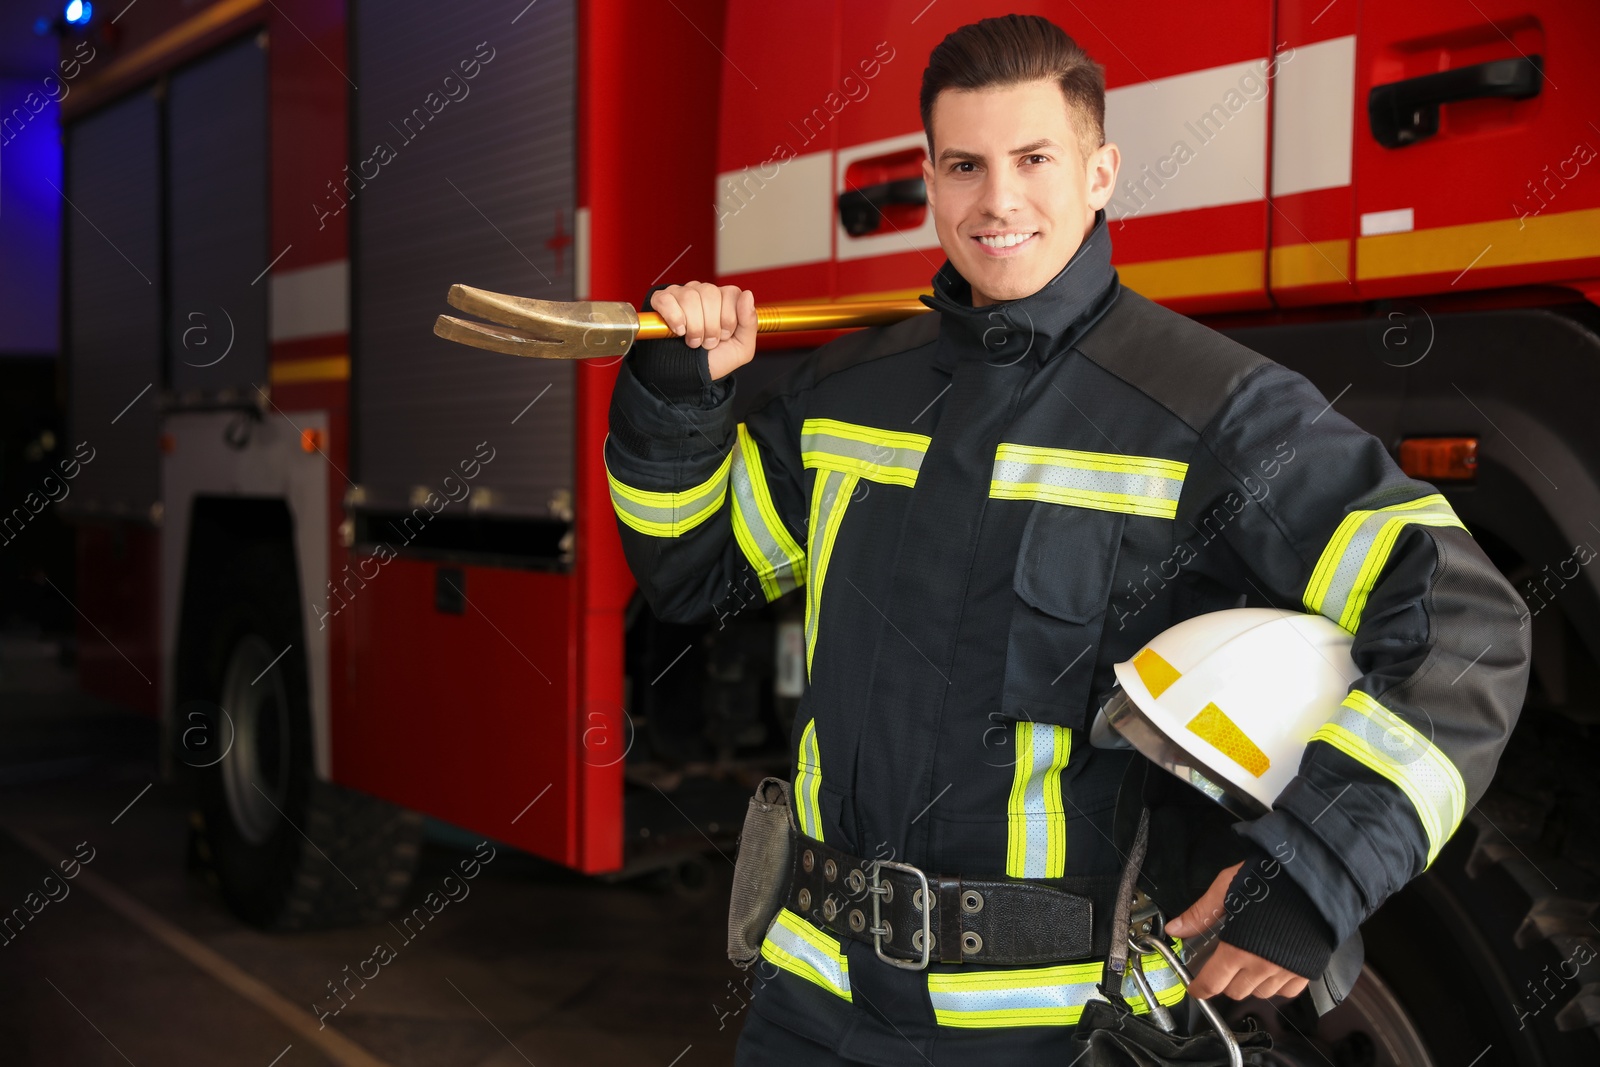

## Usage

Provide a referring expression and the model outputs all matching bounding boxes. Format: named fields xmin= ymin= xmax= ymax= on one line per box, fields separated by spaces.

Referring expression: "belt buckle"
xmin=869 ymin=859 xmax=931 ymax=971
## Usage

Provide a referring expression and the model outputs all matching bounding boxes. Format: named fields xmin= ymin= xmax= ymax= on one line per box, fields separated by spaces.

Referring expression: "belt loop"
xmin=937 ymin=875 xmax=963 ymax=964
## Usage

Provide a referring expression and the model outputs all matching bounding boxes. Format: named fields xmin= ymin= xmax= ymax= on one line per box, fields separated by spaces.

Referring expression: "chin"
xmin=982 ymin=278 xmax=1038 ymax=302
xmin=965 ymin=264 xmax=1052 ymax=305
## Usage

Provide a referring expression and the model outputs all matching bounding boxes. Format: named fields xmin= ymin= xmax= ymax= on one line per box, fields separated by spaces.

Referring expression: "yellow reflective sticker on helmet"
xmin=1187 ymin=702 xmax=1270 ymax=778
xmin=1133 ymin=648 xmax=1182 ymax=698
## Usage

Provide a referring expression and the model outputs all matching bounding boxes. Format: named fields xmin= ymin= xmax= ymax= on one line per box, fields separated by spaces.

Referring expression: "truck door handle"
xmin=1368 ymin=55 xmax=1543 ymax=148
xmin=837 ymin=178 xmax=927 ymax=237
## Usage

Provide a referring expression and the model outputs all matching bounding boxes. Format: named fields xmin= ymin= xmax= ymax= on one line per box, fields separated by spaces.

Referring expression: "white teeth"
xmin=978 ymin=232 xmax=1034 ymax=248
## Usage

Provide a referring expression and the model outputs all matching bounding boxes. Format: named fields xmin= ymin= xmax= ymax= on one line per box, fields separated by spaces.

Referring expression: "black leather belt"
xmin=784 ymin=829 xmax=1118 ymax=969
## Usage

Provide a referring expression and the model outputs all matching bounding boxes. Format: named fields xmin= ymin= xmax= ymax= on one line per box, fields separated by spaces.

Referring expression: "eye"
xmin=951 ymin=161 xmax=977 ymax=174
xmin=1023 ymin=154 xmax=1050 ymax=165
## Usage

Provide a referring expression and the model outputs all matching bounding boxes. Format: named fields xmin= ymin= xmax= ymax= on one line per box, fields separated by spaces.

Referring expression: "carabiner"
xmin=1130 ymin=932 xmax=1243 ymax=1067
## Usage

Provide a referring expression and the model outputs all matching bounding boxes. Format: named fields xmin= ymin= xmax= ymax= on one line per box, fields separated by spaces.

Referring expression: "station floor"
xmin=0 ymin=634 xmax=747 ymax=1066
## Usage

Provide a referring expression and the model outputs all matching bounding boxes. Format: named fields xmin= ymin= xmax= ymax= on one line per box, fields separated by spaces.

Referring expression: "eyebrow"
xmin=936 ymin=139 xmax=1061 ymax=165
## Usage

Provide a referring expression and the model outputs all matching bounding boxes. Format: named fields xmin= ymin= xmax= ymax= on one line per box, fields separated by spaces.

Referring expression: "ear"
xmin=921 ymin=151 xmax=936 ymax=210
xmin=1084 ymin=141 xmax=1120 ymax=212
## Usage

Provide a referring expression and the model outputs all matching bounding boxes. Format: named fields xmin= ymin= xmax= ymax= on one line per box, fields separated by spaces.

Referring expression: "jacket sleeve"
xmin=604 ymin=331 xmax=810 ymax=627
xmin=1176 ymin=361 xmax=1531 ymax=969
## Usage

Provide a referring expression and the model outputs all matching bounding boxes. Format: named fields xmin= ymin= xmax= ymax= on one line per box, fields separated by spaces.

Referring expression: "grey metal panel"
xmin=353 ymin=0 xmax=576 ymax=520
xmin=64 ymin=90 xmax=161 ymax=519
xmin=167 ymin=36 xmax=269 ymax=395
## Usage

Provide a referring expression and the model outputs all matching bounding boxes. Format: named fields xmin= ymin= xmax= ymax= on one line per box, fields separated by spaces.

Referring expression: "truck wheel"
xmin=1220 ymin=813 xmax=1600 ymax=1065
xmin=187 ymin=545 xmax=421 ymax=929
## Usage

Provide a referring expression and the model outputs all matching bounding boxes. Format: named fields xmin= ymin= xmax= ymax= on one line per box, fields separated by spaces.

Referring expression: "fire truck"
xmin=54 ymin=0 xmax=1600 ymax=1061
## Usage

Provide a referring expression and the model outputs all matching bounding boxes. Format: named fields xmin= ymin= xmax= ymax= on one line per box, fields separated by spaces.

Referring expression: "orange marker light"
xmin=300 ymin=428 xmax=328 ymax=453
xmin=1398 ymin=437 xmax=1477 ymax=482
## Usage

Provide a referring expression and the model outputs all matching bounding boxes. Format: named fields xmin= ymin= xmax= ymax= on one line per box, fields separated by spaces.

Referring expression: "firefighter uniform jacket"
xmin=604 ymin=209 xmax=1530 ymax=1061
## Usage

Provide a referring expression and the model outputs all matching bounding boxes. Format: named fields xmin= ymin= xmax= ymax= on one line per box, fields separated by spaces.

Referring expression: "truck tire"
xmin=1221 ymin=812 xmax=1600 ymax=1065
xmin=185 ymin=541 xmax=421 ymax=929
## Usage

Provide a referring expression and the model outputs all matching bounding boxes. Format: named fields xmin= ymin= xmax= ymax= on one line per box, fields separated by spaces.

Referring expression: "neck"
xmin=922 ymin=208 xmax=1118 ymax=370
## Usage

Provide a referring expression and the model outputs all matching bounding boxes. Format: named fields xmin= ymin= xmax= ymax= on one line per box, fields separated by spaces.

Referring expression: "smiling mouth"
xmin=974 ymin=231 xmax=1037 ymax=250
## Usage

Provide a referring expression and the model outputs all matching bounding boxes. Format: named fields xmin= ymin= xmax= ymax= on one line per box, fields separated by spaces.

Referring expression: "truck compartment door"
xmin=1351 ymin=0 xmax=1600 ymax=299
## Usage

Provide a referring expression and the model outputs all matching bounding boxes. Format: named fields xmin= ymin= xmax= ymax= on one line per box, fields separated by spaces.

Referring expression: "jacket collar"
xmin=923 ymin=208 xmax=1118 ymax=373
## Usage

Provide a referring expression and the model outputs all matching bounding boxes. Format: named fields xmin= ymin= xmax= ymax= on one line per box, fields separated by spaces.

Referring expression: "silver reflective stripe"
xmin=804 ymin=468 xmax=856 ymax=678
xmin=604 ymin=447 xmax=733 ymax=537
xmin=1309 ymin=689 xmax=1466 ymax=867
xmin=762 ymin=908 xmax=851 ymax=1001
xmin=800 ymin=418 xmax=929 ymax=487
xmin=1127 ymin=957 xmax=1184 ymax=1005
xmin=607 ymin=484 xmax=720 ymax=532
xmin=794 ymin=718 xmax=824 ymax=841
xmin=929 ymin=974 xmax=1100 ymax=1016
xmin=1303 ymin=494 xmax=1465 ymax=631
xmin=927 ymin=949 xmax=1183 ymax=1028
xmin=729 ymin=423 xmax=805 ymax=602
xmin=990 ymin=444 xmax=1187 ymax=519
xmin=1006 ymin=722 xmax=1070 ymax=879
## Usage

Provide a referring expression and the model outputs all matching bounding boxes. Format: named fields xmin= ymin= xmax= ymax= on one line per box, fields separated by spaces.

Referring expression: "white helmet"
xmin=1093 ymin=608 xmax=1360 ymax=816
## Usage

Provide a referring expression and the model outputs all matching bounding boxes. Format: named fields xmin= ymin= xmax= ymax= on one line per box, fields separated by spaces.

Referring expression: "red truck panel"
xmin=570 ymin=0 xmax=729 ymax=870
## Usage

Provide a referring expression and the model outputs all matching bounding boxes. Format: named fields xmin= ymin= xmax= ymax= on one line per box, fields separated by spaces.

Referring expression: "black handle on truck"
xmin=1368 ymin=54 xmax=1543 ymax=148
xmin=837 ymin=178 xmax=927 ymax=237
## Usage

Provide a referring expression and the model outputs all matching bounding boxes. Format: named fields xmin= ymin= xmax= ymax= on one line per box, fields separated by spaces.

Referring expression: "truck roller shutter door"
xmin=352 ymin=0 xmax=576 ymax=522
xmin=167 ymin=36 xmax=269 ymax=396
xmin=64 ymin=91 xmax=161 ymax=519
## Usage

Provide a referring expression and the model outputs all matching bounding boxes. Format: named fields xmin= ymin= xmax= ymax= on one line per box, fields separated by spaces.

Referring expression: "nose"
xmin=976 ymin=162 xmax=1025 ymax=221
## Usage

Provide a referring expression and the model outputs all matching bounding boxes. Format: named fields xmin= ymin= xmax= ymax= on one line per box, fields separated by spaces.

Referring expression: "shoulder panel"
xmin=740 ymin=309 xmax=942 ymax=412
xmin=810 ymin=309 xmax=942 ymax=385
xmin=1074 ymin=287 xmax=1270 ymax=432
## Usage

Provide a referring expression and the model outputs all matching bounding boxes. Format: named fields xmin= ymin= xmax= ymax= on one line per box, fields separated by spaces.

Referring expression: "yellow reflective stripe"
xmin=604 ymin=448 xmax=733 ymax=537
xmin=1187 ymin=702 xmax=1271 ymax=778
xmin=1133 ymin=648 xmax=1182 ymax=699
xmin=927 ymin=941 xmax=1185 ymax=1028
xmin=801 ymin=417 xmax=932 ymax=455
xmin=1309 ymin=689 xmax=1467 ymax=867
xmin=729 ymin=423 xmax=806 ymax=602
xmin=1006 ymin=722 xmax=1071 ymax=879
xmin=801 ymin=417 xmax=929 ymax=487
xmin=1303 ymin=494 xmax=1466 ymax=632
xmin=794 ymin=719 xmax=825 ymax=841
xmin=990 ymin=443 xmax=1188 ymax=519
xmin=761 ymin=908 xmax=851 ymax=1001
xmin=804 ymin=469 xmax=856 ymax=679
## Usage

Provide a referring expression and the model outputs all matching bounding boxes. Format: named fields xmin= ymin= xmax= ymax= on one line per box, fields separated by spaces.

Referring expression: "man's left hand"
xmin=1164 ymin=863 xmax=1311 ymax=1001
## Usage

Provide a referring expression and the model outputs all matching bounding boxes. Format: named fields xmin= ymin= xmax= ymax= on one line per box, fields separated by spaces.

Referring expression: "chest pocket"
xmin=993 ymin=444 xmax=1187 ymax=729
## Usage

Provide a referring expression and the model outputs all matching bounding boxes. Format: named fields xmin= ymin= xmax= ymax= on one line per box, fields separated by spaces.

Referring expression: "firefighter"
xmin=604 ymin=14 xmax=1530 ymax=1065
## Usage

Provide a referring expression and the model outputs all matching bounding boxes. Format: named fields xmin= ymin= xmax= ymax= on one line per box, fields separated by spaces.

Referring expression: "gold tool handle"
xmin=634 ymin=298 xmax=930 ymax=340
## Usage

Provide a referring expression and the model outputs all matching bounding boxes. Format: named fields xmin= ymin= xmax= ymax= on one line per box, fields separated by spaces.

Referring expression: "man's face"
xmin=922 ymin=79 xmax=1119 ymax=307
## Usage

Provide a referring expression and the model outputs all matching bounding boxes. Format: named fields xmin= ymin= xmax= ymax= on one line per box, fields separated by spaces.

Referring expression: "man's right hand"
xmin=649 ymin=281 xmax=757 ymax=381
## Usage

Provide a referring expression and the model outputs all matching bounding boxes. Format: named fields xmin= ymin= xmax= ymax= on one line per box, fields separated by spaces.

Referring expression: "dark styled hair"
xmin=919 ymin=14 xmax=1106 ymax=159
